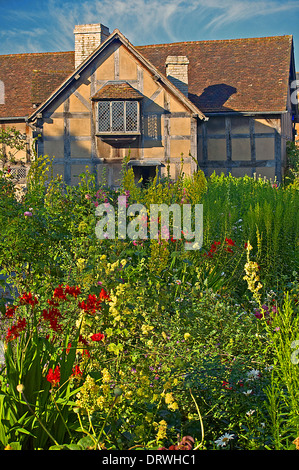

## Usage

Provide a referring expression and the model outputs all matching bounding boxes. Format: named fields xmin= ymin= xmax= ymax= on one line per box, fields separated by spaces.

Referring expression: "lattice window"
xmin=112 ymin=101 xmax=125 ymax=132
xmin=97 ymin=101 xmax=139 ymax=134
xmin=98 ymin=102 xmax=110 ymax=132
xmin=9 ymin=166 xmax=28 ymax=182
xmin=126 ymin=101 xmax=138 ymax=132
xmin=146 ymin=114 xmax=158 ymax=140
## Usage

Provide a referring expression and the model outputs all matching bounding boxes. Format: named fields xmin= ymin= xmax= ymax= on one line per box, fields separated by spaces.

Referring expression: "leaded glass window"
xmin=97 ymin=101 xmax=139 ymax=134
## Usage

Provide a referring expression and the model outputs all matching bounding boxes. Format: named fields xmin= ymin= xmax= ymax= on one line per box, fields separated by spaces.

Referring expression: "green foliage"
xmin=0 ymin=127 xmax=27 ymax=167
xmin=0 ymin=155 xmax=298 ymax=450
xmin=285 ymin=141 xmax=299 ymax=189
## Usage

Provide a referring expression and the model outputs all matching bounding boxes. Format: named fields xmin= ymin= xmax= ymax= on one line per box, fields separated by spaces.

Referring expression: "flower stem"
xmin=20 ymin=390 xmax=59 ymax=446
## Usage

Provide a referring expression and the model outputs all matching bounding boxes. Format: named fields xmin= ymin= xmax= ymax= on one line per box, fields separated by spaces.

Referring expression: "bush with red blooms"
xmin=2 ymin=284 xmax=110 ymax=340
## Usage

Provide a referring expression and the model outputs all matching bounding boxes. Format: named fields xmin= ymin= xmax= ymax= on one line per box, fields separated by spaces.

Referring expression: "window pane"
xmin=126 ymin=101 xmax=138 ymax=132
xmin=112 ymin=101 xmax=125 ymax=132
xmin=98 ymin=102 xmax=110 ymax=132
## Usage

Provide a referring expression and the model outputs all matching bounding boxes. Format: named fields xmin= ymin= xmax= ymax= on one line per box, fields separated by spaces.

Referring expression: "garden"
xmin=0 ymin=133 xmax=299 ymax=451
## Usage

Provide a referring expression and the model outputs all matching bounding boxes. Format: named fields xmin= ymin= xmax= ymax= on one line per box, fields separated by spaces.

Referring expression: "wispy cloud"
xmin=45 ymin=0 xmax=299 ymax=45
xmin=202 ymin=0 xmax=299 ymax=30
xmin=0 ymin=0 xmax=299 ymax=54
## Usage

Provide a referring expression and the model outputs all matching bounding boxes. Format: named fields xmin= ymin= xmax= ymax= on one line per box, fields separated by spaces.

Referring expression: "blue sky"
xmin=1 ymin=0 xmax=299 ymax=67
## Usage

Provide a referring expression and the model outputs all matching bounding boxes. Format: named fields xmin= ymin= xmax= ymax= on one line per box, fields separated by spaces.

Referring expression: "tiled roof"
xmin=0 ymin=35 xmax=294 ymax=118
xmin=0 ymin=51 xmax=74 ymax=119
xmin=91 ymin=81 xmax=143 ymax=100
xmin=31 ymin=70 xmax=73 ymax=105
xmin=136 ymin=35 xmax=293 ymax=113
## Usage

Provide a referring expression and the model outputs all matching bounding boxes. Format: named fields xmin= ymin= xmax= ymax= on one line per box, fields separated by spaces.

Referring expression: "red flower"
xmin=99 ymin=288 xmax=111 ymax=302
xmin=42 ymin=307 xmax=62 ymax=332
xmin=204 ymin=240 xmax=221 ymax=258
xmin=79 ymin=294 xmax=103 ymax=314
xmin=79 ymin=334 xmax=89 ymax=346
xmin=72 ymin=364 xmax=83 ymax=378
xmin=19 ymin=292 xmax=38 ymax=306
xmin=46 ymin=365 xmax=61 ymax=387
xmin=52 ymin=284 xmax=81 ymax=302
xmin=6 ymin=317 xmax=27 ymax=342
xmin=222 ymin=380 xmax=233 ymax=390
xmin=47 ymin=298 xmax=60 ymax=306
xmin=5 ymin=305 xmax=17 ymax=318
xmin=90 ymin=332 xmax=105 ymax=342
xmin=225 ymin=238 xmax=236 ymax=246
xmin=53 ymin=285 xmax=67 ymax=301
xmin=65 ymin=285 xmax=81 ymax=298
xmin=49 ymin=317 xmax=63 ymax=332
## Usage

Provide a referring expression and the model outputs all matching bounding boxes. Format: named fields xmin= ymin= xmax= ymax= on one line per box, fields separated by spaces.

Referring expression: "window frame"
xmin=96 ymin=100 xmax=141 ymax=136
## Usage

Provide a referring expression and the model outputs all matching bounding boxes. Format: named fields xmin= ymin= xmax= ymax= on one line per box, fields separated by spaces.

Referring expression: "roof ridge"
xmin=0 ymin=50 xmax=74 ymax=58
xmin=136 ymin=34 xmax=293 ymax=49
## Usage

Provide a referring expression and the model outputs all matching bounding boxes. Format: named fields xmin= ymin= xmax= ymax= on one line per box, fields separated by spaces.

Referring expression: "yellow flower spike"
xmin=156 ymin=420 xmax=168 ymax=441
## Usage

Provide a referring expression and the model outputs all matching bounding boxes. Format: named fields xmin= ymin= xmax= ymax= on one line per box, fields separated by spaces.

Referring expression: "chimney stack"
xmin=74 ymin=23 xmax=110 ymax=68
xmin=165 ymin=56 xmax=189 ymax=97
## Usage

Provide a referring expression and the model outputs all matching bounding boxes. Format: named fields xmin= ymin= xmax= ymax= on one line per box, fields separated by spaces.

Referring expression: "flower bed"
xmin=0 ymin=159 xmax=298 ymax=450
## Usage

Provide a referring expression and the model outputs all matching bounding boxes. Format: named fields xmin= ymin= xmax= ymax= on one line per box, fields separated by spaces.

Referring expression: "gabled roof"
xmin=91 ymin=81 xmax=143 ymax=100
xmin=27 ymin=29 xmax=206 ymax=122
xmin=0 ymin=51 xmax=74 ymax=119
xmin=0 ymin=32 xmax=295 ymax=120
xmin=137 ymin=35 xmax=294 ymax=113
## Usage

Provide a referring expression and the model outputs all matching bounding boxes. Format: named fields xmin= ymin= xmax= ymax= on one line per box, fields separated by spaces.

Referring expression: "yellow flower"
xmin=168 ymin=401 xmax=179 ymax=411
xmin=164 ymin=392 xmax=179 ymax=411
xmin=184 ymin=332 xmax=192 ymax=341
xmin=156 ymin=420 xmax=168 ymax=441
xmin=293 ymin=437 xmax=299 ymax=450
xmin=141 ymin=324 xmax=154 ymax=335
xmin=76 ymin=258 xmax=86 ymax=270
xmin=164 ymin=392 xmax=174 ymax=405
xmin=101 ymin=368 xmax=111 ymax=383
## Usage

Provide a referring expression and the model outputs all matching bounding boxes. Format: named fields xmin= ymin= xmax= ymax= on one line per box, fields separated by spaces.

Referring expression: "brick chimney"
xmin=165 ymin=56 xmax=189 ymax=97
xmin=74 ymin=23 xmax=110 ymax=68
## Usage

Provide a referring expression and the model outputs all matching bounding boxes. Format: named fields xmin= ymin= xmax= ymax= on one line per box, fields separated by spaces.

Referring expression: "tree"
xmin=0 ymin=127 xmax=27 ymax=168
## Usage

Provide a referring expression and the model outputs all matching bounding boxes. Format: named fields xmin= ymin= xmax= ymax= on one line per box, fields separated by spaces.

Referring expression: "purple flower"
xmin=24 ymin=211 xmax=33 ymax=217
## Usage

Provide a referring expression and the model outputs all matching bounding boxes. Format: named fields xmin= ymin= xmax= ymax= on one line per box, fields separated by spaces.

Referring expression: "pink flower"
xmin=85 ymin=194 xmax=91 ymax=200
xmin=24 ymin=211 xmax=33 ymax=217
xmin=93 ymin=201 xmax=99 ymax=207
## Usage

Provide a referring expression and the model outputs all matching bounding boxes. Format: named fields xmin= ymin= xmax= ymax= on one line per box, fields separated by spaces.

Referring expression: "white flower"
xmin=246 ymin=409 xmax=255 ymax=417
xmin=246 ymin=369 xmax=260 ymax=381
xmin=243 ymin=389 xmax=253 ymax=396
xmin=215 ymin=433 xmax=234 ymax=447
